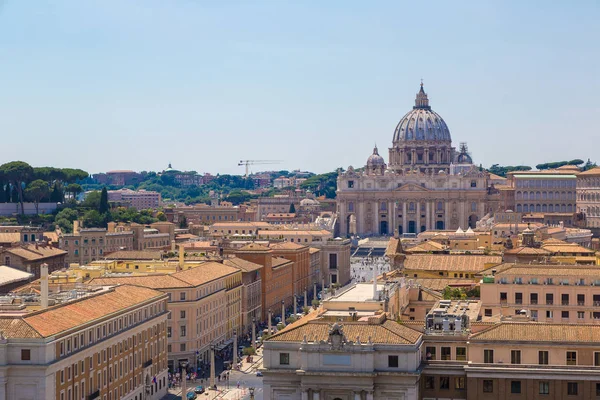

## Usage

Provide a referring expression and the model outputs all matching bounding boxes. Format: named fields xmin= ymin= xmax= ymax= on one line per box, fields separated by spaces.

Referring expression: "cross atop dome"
xmin=414 ymin=81 xmax=431 ymax=110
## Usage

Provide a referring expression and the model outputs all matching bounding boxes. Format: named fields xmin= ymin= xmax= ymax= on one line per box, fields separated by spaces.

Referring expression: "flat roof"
xmin=328 ymin=283 xmax=384 ymax=303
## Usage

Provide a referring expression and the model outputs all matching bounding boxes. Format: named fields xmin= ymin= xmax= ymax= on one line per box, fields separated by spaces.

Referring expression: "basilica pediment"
xmin=394 ymin=182 xmax=432 ymax=192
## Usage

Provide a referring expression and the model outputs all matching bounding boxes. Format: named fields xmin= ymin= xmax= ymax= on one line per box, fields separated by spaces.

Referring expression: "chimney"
xmin=40 ymin=263 xmax=49 ymax=309
xmin=73 ymin=220 xmax=80 ymax=235
xmin=178 ymin=244 xmax=185 ymax=271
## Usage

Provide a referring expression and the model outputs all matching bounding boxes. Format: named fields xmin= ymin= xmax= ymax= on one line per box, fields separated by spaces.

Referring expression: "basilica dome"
xmin=392 ymin=84 xmax=451 ymax=143
xmin=367 ymin=146 xmax=385 ymax=166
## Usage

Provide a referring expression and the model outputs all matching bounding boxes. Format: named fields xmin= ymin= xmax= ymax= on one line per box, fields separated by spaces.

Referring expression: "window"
xmin=595 ymin=352 xmax=600 ymax=366
xmin=179 ymin=343 xmax=185 ymax=352
xmin=439 ymin=376 xmax=450 ymax=390
xmin=347 ymin=181 xmax=354 ymax=189
xmin=539 ymin=350 xmax=549 ymax=365
xmin=388 ymin=355 xmax=399 ymax=368
xmin=167 ymin=327 xmax=171 ymax=338
xmin=578 ymin=311 xmax=585 ymax=319
xmin=562 ymin=310 xmax=570 ymax=319
xmin=546 ymin=293 xmax=553 ymax=305
xmin=511 ymin=350 xmax=521 ymax=365
xmin=425 ymin=346 xmax=436 ymax=360
xmin=180 ymin=292 xmax=186 ymax=301
xmin=180 ymin=311 xmax=186 ymax=319
xmin=511 ymin=381 xmax=521 ymax=394
xmin=441 ymin=347 xmax=451 ymax=360
xmin=539 ymin=381 xmax=549 ymax=395
xmin=424 ymin=376 xmax=435 ymax=389
xmin=455 ymin=377 xmax=466 ymax=390
xmin=596 ymin=383 xmax=600 ymax=396
xmin=21 ymin=349 xmax=31 ymax=361
xmin=456 ymin=347 xmax=466 ymax=361
xmin=567 ymin=382 xmax=578 ymax=395
xmin=484 ymin=309 xmax=492 ymax=317
xmin=567 ymin=351 xmax=577 ymax=365
xmin=546 ymin=310 xmax=553 ymax=319
xmin=483 ymin=380 xmax=493 ymax=393
xmin=530 ymin=293 xmax=538 ymax=305
xmin=279 ymin=353 xmax=290 ymax=365
xmin=484 ymin=349 xmax=494 ymax=364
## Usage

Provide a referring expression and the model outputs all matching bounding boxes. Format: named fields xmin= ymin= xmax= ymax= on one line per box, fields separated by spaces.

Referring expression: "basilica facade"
xmin=337 ymin=84 xmax=500 ymax=236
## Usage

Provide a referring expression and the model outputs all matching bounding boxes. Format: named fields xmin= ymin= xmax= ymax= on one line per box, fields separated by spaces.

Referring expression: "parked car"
xmin=186 ymin=392 xmax=197 ymax=400
xmin=256 ymin=371 xmax=263 ymax=377
xmin=194 ymin=386 xmax=205 ymax=394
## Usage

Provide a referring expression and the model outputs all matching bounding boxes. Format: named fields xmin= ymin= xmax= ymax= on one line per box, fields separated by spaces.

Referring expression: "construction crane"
xmin=238 ymin=160 xmax=282 ymax=177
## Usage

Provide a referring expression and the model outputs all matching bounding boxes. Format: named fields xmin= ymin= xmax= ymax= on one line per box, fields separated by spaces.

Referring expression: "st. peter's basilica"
xmin=337 ymin=83 xmax=501 ymax=236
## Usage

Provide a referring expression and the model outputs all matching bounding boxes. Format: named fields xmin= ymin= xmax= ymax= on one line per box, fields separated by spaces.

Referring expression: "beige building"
xmin=0 ymin=243 xmax=67 ymax=279
xmin=223 ymin=256 xmax=263 ymax=332
xmin=90 ymin=262 xmax=243 ymax=370
xmin=165 ymin=204 xmax=255 ymax=226
xmin=480 ymin=263 xmax=600 ymax=323
xmin=577 ymin=167 xmax=600 ymax=228
xmin=0 ymin=284 xmax=169 ymax=400
xmin=60 ymin=226 xmax=135 ymax=266
xmin=337 ymin=85 xmax=500 ymax=237
xmin=107 ymin=189 xmax=161 ymax=210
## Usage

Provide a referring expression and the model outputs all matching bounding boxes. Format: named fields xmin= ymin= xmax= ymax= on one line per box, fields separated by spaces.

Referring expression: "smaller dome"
xmin=300 ymin=198 xmax=319 ymax=206
xmin=367 ymin=146 xmax=385 ymax=166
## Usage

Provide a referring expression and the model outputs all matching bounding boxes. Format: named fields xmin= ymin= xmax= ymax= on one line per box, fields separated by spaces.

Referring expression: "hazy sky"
xmin=1 ymin=1 xmax=598 ymax=175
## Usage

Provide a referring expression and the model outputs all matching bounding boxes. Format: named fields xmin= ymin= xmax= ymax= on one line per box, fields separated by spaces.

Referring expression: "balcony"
xmin=142 ymin=359 xmax=153 ymax=368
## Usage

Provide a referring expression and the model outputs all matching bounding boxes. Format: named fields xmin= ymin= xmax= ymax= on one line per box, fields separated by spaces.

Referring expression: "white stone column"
xmin=402 ymin=201 xmax=407 ymax=234
xmin=391 ymin=201 xmax=397 ymax=236
xmin=425 ymin=200 xmax=431 ymax=231
xmin=388 ymin=201 xmax=394 ymax=235
xmin=354 ymin=392 xmax=362 ymax=400
xmin=366 ymin=391 xmax=374 ymax=400
xmin=416 ymin=202 xmax=421 ymax=233
xmin=301 ymin=390 xmax=309 ymax=400
xmin=445 ymin=201 xmax=450 ymax=229
xmin=373 ymin=201 xmax=379 ymax=235
xmin=313 ymin=391 xmax=321 ymax=400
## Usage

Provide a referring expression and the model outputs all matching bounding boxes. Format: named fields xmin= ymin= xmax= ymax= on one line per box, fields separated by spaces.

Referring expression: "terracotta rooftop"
xmin=4 ymin=244 xmax=67 ymax=261
xmin=89 ymin=275 xmax=190 ymax=289
xmin=503 ymin=247 xmax=551 ymax=255
xmin=471 ymin=322 xmax=600 ymax=343
xmin=22 ymin=285 xmax=165 ymax=338
xmin=238 ymin=243 xmax=271 ymax=252
xmin=171 ymin=262 xmax=239 ymax=286
xmin=103 ymin=250 xmax=163 ymax=260
xmin=269 ymin=242 xmax=306 ymax=250
xmin=405 ymin=241 xmax=445 ymax=253
xmin=404 ymin=254 xmax=502 ymax=272
xmin=385 ymin=238 xmax=403 ymax=257
xmin=0 ymin=233 xmax=20 ymax=244
xmin=308 ymin=247 xmax=320 ymax=254
xmin=268 ymin=318 xmax=422 ymax=345
xmin=0 ymin=318 xmax=42 ymax=338
xmin=223 ymin=257 xmax=263 ymax=273
xmin=272 ymin=257 xmax=292 ymax=268
xmin=487 ymin=264 xmax=600 ymax=278
xmin=542 ymin=242 xmax=595 ymax=254
xmin=577 ymin=167 xmax=600 ymax=176
xmin=258 ymin=230 xmax=332 ymax=236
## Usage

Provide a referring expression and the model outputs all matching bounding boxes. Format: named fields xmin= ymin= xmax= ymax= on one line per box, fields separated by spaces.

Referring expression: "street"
xmin=163 ymin=348 xmax=264 ymax=400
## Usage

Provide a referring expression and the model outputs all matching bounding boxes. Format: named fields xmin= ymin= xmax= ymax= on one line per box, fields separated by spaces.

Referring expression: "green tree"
xmin=82 ymin=191 xmax=101 ymax=209
xmin=0 ymin=182 xmax=5 ymax=203
xmin=24 ymin=179 xmax=50 ymax=214
xmin=4 ymin=184 xmax=11 ymax=204
xmin=99 ymin=187 xmax=109 ymax=213
xmin=66 ymin=183 xmax=83 ymax=200
xmin=0 ymin=161 xmax=34 ymax=214
xmin=50 ymin=182 xmax=63 ymax=202
xmin=289 ymin=203 xmax=296 ymax=213
xmin=179 ymin=215 xmax=188 ymax=229
xmin=156 ymin=211 xmax=167 ymax=221
xmin=82 ymin=209 xmax=103 ymax=227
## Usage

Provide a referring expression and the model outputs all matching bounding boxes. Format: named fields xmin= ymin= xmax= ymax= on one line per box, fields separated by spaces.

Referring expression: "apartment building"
xmin=107 ymin=189 xmax=161 ymax=210
xmin=269 ymin=242 xmax=311 ymax=298
xmin=235 ymin=243 xmax=294 ymax=321
xmin=165 ymin=204 xmax=256 ymax=226
xmin=402 ymin=254 xmax=502 ymax=280
xmin=90 ymin=262 xmax=242 ymax=370
xmin=60 ymin=227 xmax=135 ymax=266
xmin=0 ymin=284 xmax=169 ymax=400
xmin=577 ymin=167 xmax=600 ymax=228
xmin=480 ymin=263 xmax=600 ymax=323
xmin=0 ymin=243 xmax=67 ymax=278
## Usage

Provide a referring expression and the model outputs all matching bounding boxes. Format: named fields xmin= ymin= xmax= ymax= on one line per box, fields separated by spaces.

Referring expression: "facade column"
xmin=366 ymin=391 xmax=374 ymax=400
xmin=425 ymin=201 xmax=431 ymax=231
xmin=391 ymin=201 xmax=397 ymax=236
xmin=411 ymin=149 xmax=416 ymax=165
xmin=251 ymin=318 xmax=256 ymax=350
xmin=424 ymin=149 xmax=429 ymax=165
xmin=388 ymin=201 xmax=394 ymax=235
xmin=431 ymin=200 xmax=436 ymax=230
xmin=233 ymin=330 xmax=237 ymax=366
xmin=445 ymin=201 xmax=450 ymax=229
xmin=416 ymin=202 xmax=421 ymax=233
xmin=402 ymin=201 xmax=407 ymax=234
xmin=354 ymin=392 xmax=362 ymax=400
xmin=301 ymin=390 xmax=309 ymax=400
xmin=281 ymin=301 xmax=286 ymax=327
xmin=313 ymin=391 xmax=321 ymax=400
xmin=209 ymin=344 xmax=215 ymax=388
xmin=373 ymin=201 xmax=379 ymax=235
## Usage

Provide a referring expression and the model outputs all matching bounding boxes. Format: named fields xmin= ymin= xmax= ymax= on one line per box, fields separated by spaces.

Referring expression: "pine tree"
xmin=289 ymin=203 xmax=296 ymax=213
xmin=5 ymin=184 xmax=11 ymax=203
xmin=99 ymin=187 xmax=109 ymax=214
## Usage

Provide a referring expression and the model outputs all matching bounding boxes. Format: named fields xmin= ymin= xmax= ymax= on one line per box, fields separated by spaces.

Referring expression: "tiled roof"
xmin=269 ymin=242 xmax=306 ymax=250
xmin=542 ymin=243 xmax=595 ymax=254
xmin=104 ymin=250 xmax=163 ymax=260
xmin=5 ymin=245 xmax=67 ymax=261
xmin=470 ymin=322 xmax=600 ymax=343
xmin=308 ymin=247 xmax=320 ymax=254
xmin=385 ymin=238 xmax=403 ymax=257
xmin=404 ymin=255 xmax=502 ymax=272
xmin=0 ymin=318 xmax=42 ymax=338
xmin=0 ymin=233 xmax=20 ymax=244
xmin=89 ymin=275 xmax=190 ymax=289
xmin=404 ymin=241 xmax=445 ymax=253
xmin=272 ymin=257 xmax=292 ymax=268
xmin=258 ymin=230 xmax=331 ymax=236
xmin=23 ymin=285 xmax=165 ymax=337
xmin=223 ymin=257 xmax=263 ymax=273
xmin=504 ymin=247 xmax=551 ymax=255
xmin=491 ymin=264 xmax=600 ymax=277
xmin=182 ymin=241 xmax=216 ymax=249
xmin=171 ymin=262 xmax=239 ymax=286
xmin=268 ymin=319 xmax=422 ymax=345
xmin=238 ymin=243 xmax=271 ymax=252
xmin=577 ymin=167 xmax=600 ymax=176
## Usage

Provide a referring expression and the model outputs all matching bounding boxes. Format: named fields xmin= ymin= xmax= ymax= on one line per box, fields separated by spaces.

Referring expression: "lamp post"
xmin=209 ymin=343 xmax=216 ymax=389
xmin=180 ymin=360 xmax=189 ymax=399
xmin=233 ymin=329 xmax=238 ymax=367
xmin=251 ymin=318 xmax=256 ymax=350
xmin=281 ymin=300 xmax=286 ymax=327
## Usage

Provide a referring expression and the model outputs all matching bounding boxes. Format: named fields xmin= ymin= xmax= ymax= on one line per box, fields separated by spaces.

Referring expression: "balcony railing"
xmin=546 ymin=301 xmax=553 ymax=305
xmin=562 ymin=301 xmax=570 ymax=306
xmin=530 ymin=300 xmax=538 ymax=305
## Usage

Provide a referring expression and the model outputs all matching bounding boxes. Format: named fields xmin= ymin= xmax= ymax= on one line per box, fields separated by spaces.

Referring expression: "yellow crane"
xmin=238 ymin=160 xmax=282 ymax=177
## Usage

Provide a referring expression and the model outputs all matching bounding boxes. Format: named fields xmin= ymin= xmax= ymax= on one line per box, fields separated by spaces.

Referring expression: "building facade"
xmin=107 ymin=189 xmax=161 ymax=210
xmin=577 ymin=167 xmax=600 ymax=229
xmin=337 ymin=84 xmax=500 ymax=237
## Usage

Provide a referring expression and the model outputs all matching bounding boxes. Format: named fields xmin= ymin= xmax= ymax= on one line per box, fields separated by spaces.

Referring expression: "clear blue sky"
xmin=1 ymin=1 xmax=598 ymax=175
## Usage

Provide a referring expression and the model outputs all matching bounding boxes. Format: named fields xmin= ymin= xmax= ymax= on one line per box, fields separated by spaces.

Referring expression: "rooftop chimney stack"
xmin=40 ymin=263 xmax=49 ymax=309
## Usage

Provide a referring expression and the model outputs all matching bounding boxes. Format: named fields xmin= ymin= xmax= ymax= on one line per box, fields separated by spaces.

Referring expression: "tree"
xmin=66 ymin=183 xmax=83 ymax=200
xmin=179 ymin=215 xmax=188 ymax=229
xmin=156 ymin=211 xmax=167 ymax=221
xmin=82 ymin=191 xmax=101 ymax=209
xmin=289 ymin=203 xmax=296 ymax=213
xmin=50 ymin=182 xmax=63 ymax=202
xmin=4 ymin=184 xmax=10 ymax=204
xmin=0 ymin=161 xmax=34 ymax=214
xmin=99 ymin=187 xmax=109 ymax=214
xmin=82 ymin=210 xmax=103 ymax=227
xmin=24 ymin=179 xmax=50 ymax=214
